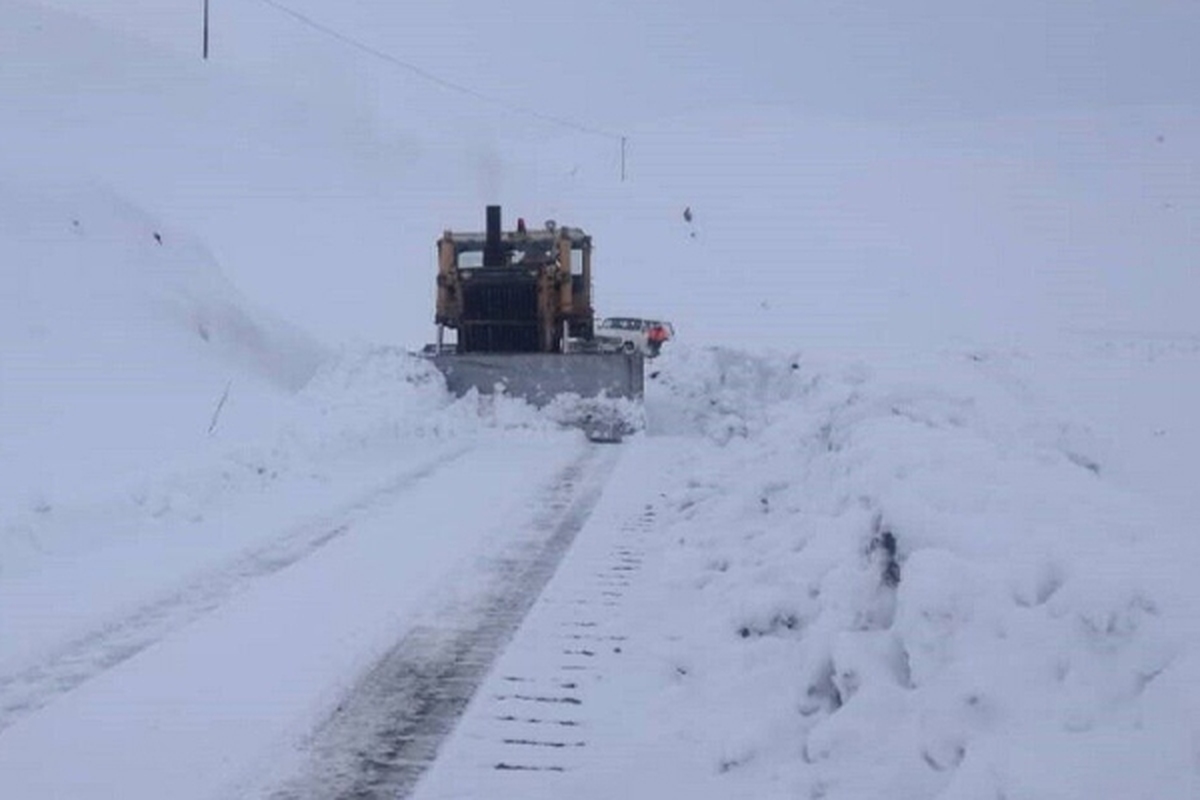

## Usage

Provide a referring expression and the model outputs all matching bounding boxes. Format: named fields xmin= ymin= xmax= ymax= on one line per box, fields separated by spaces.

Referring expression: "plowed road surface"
xmin=0 ymin=435 xmax=681 ymax=799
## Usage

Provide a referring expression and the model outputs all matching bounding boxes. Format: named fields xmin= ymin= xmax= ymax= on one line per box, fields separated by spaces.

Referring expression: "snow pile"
xmin=289 ymin=345 xmax=640 ymax=446
xmin=289 ymin=346 xmax=453 ymax=446
xmin=620 ymin=345 xmax=1200 ymax=798
xmin=0 ymin=175 xmax=323 ymax=519
xmin=645 ymin=345 xmax=806 ymax=441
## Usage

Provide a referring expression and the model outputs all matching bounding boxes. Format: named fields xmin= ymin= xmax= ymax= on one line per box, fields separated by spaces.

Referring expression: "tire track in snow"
xmin=0 ymin=444 xmax=475 ymax=734
xmin=409 ymin=496 xmax=658 ymax=794
xmin=264 ymin=443 xmax=622 ymax=800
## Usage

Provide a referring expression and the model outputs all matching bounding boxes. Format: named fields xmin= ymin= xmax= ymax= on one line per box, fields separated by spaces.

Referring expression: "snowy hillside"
xmin=3 ymin=0 xmax=1200 ymax=798
xmin=0 ymin=174 xmax=325 ymax=502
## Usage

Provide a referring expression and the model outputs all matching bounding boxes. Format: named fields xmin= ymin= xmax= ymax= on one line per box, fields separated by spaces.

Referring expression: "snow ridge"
xmin=590 ymin=345 xmax=1199 ymax=799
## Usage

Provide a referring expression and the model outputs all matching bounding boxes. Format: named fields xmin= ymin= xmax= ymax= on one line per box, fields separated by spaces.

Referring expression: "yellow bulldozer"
xmin=426 ymin=206 xmax=643 ymax=410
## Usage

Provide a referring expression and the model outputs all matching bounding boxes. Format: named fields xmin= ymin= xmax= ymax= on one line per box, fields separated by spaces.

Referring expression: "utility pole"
xmin=620 ymin=136 xmax=627 ymax=182
xmin=203 ymin=0 xmax=210 ymax=60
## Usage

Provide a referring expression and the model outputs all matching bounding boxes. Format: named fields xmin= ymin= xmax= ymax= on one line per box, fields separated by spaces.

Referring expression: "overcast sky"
xmin=37 ymin=0 xmax=1200 ymax=132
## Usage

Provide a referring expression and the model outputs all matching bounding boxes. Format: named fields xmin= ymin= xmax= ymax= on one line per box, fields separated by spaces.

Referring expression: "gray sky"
xmin=39 ymin=0 xmax=1200 ymax=130
xmin=335 ymin=0 xmax=1200 ymax=126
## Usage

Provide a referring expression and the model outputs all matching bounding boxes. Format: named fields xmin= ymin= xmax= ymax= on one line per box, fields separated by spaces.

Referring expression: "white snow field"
xmin=3 ymin=0 xmax=1199 ymax=798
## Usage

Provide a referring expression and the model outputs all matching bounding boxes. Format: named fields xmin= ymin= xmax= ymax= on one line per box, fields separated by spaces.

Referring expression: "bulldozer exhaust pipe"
xmin=484 ymin=205 xmax=503 ymax=267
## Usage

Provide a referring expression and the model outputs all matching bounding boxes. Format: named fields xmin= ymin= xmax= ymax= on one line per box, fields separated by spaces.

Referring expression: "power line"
xmin=248 ymin=0 xmax=624 ymax=142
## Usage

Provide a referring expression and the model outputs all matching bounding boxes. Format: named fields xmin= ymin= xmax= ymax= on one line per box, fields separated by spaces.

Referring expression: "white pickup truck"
xmin=594 ymin=317 xmax=675 ymax=357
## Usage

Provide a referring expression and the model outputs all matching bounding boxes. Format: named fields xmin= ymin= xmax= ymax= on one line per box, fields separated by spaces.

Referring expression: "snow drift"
xmin=607 ymin=344 xmax=1200 ymax=799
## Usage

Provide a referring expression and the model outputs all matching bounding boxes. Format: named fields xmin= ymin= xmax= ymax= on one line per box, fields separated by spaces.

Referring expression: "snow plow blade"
xmin=430 ymin=352 xmax=644 ymax=408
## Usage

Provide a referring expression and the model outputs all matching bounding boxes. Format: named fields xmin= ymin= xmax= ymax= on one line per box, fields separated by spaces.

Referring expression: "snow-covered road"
xmin=0 ymin=435 xmax=619 ymax=799
xmin=410 ymin=435 xmax=683 ymax=799
xmin=251 ymin=442 xmax=620 ymax=799
xmin=3 ymin=342 xmax=1200 ymax=800
xmin=0 ymin=443 xmax=475 ymax=733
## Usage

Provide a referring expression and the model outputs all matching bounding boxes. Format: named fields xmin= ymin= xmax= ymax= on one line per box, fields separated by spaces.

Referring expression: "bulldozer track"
xmin=263 ymin=444 xmax=621 ymax=800
xmin=401 ymin=477 xmax=664 ymax=798
xmin=0 ymin=444 xmax=474 ymax=735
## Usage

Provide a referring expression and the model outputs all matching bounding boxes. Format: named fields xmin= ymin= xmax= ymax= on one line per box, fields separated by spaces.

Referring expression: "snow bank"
xmin=627 ymin=344 xmax=1200 ymax=798
xmin=0 ymin=300 xmax=600 ymax=586
xmin=0 ymin=174 xmax=323 ymax=518
xmin=645 ymin=345 xmax=807 ymax=441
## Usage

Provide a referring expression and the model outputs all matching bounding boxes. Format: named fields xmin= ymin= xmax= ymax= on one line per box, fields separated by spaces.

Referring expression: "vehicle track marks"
xmin=264 ymin=444 xmax=621 ymax=800
xmin=0 ymin=445 xmax=474 ymax=734
xmin=466 ymin=500 xmax=657 ymax=782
